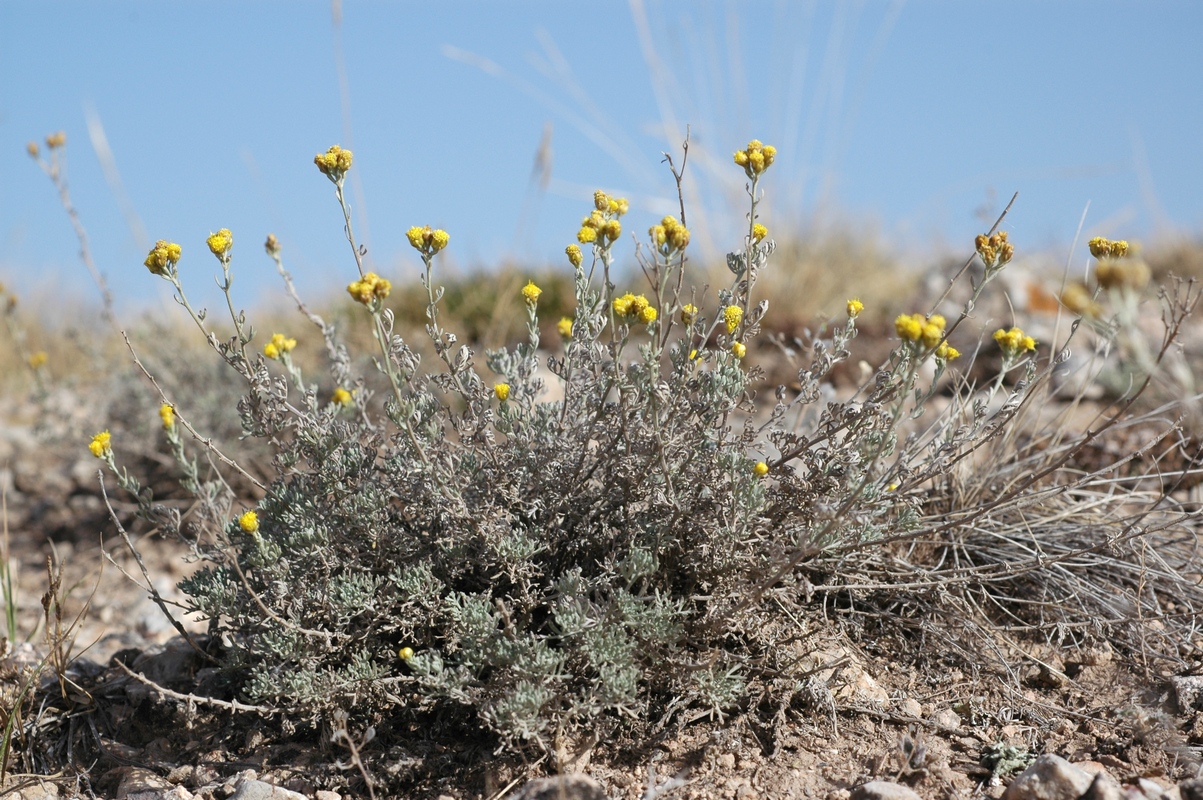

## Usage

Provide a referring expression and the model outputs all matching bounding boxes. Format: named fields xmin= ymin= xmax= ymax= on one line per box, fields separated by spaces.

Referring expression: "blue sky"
xmin=2 ymin=2 xmax=1201 ymax=318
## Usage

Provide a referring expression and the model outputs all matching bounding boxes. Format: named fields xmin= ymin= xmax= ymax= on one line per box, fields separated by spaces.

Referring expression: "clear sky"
xmin=2 ymin=1 xmax=1200 ymax=318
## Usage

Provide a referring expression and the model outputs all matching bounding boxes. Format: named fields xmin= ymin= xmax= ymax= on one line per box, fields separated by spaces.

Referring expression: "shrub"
xmin=88 ymin=138 xmax=1199 ymax=756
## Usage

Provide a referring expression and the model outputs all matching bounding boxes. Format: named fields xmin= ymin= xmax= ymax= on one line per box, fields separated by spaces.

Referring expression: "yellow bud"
xmin=565 ymin=244 xmax=583 ymax=268
xmin=593 ymin=189 xmax=609 ymax=211
xmin=731 ymin=341 xmax=747 ymax=359
xmin=681 ymin=304 xmax=698 ymax=325
xmin=494 ymin=383 xmax=510 ymax=402
xmin=206 ymin=228 xmax=233 ymax=258
xmin=753 ymin=461 xmax=769 ymax=477
xmin=88 ymin=430 xmax=112 ymax=459
xmin=264 ymin=233 xmax=281 ymax=254
xmin=639 ymin=306 xmax=657 ymax=325
xmin=398 ymin=647 xmax=414 ymax=661
xmin=846 ymin=299 xmax=864 ymax=318
xmin=332 ymin=387 xmax=353 ymax=406
xmin=724 ymin=305 xmax=743 ymax=334
xmin=752 ymin=223 xmax=768 ymax=243
xmin=26 ymin=141 xmax=39 ymax=158
xmin=577 ymin=226 xmax=598 ymax=244
xmin=521 ymin=281 xmax=542 ymax=306
xmin=557 ymin=317 xmax=573 ymax=338
xmin=159 ymin=403 xmax=175 ymax=430
xmin=238 ymin=510 xmax=259 ymax=533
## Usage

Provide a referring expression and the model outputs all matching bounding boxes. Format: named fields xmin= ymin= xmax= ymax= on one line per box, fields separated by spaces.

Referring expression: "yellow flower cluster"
xmin=1089 ymin=237 xmax=1149 ymax=292
xmin=993 ymin=327 xmax=1036 ymax=355
xmin=1088 ymin=237 xmax=1129 ymax=260
xmin=723 ymin=305 xmax=743 ymax=334
xmin=752 ymin=223 xmax=768 ymax=244
xmin=557 ymin=317 xmax=573 ymax=338
xmin=935 ymin=342 xmax=960 ymax=361
xmin=406 ymin=225 xmax=450 ymax=256
xmin=332 ymin=387 xmax=353 ymax=406
xmin=895 ymin=313 xmax=947 ymax=348
xmin=522 ymin=281 xmax=542 ymax=306
xmin=494 ymin=383 xmax=510 ymax=402
xmin=159 ymin=403 xmax=175 ymax=430
xmin=731 ymin=341 xmax=747 ymax=359
xmin=89 ymin=430 xmax=112 ymax=458
xmin=206 ymin=228 xmax=233 ymax=259
xmin=613 ymin=293 xmax=657 ymax=325
xmin=263 ymin=333 xmax=297 ymax=360
xmin=565 ymin=244 xmax=583 ymax=268
xmin=846 ymin=299 xmax=864 ymax=319
xmin=238 ymin=510 xmax=259 ymax=533
xmin=733 ymin=139 xmax=777 ymax=178
xmin=648 ymin=215 xmax=691 ymax=254
xmin=314 ymin=145 xmax=353 ymax=177
xmin=45 ymin=131 xmax=66 ymax=149
xmin=144 ymin=240 xmax=182 ymax=276
xmin=681 ymin=304 xmax=698 ymax=326
xmin=577 ymin=190 xmax=627 ymax=245
xmin=974 ymin=231 xmax=1014 ymax=269
xmin=347 ymin=272 xmax=392 ymax=305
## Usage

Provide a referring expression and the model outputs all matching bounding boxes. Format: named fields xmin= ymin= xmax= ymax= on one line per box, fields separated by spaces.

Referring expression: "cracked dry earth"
xmin=3 ymin=397 xmax=1203 ymax=800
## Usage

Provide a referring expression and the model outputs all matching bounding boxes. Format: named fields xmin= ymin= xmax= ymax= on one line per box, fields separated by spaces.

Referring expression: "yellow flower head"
xmin=594 ymin=190 xmax=610 ymax=212
xmin=935 ymin=342 xmax=960 ymax=361
xmin=89 ymin=430 xmax=112 ymax=459
xmin=27 ymin=351 xmax=47 ymax=369
xmin=347 ymin=272 xmax=391 ymax=305
xmin=846 ymin=299 xmax=864 ymax=319
xmin=522 ymin=281 xmax=542 ymax=306
xmin=920 ymin=315 xmax=946 ymax=349
xmin=144 ymin=240 xmax=182 ymax=276
xmin=238 ymin=510 xmax=259 ymax=534
xmin=993 ymin=327 xmax=1037 ymax=355
xmin=557 ymin=317 xmax=573 ymax=338
xmin=264 ymin=333 xmax=297 ymax=359
xmin=753 ymin=461 xmax=769 ymax=477
xmin=26 ymin=141 xmax=39 ymax=158
xmin=639 ymin=305 xmax=657 ymax=325
xmin=613 ymin=293 xmax=634 ymax=317
xmin=206 ymin=228 xmax=233 ymax=259
xmin=724 ymin=305 xmax=743 ymax=334
xmin=406 ymin=226 xmax=449 ymax=256
xmin=494 ymin=383 xmax=510 ymax=402
xmin=314 ymin=144 xmax=353 ymax=178
xmin=895 ymin=313 xmax=924 ymax=342
xmin=159 ymin=403 xmax=175 ymax=430
xmin=651 ymin=215 xmax=690 ymax=252
xmin=264 ymin=233 xmax=281 ymax=255
xmin=752 ymin=223 xmax=768 ymax=243
xmin=629 ymin=294 xmax=649 ymax=315
xmin=613 ymin=197 xmax=630 ymax=216
xmin=681 ymin=304 xmax=698 ymax=325
xmin=734 ymin=139 xmax=776 ymax=177
xmin=398 ymin=646 xmax=414 ymax=661
xmin=602 ymin=219 xmax=622 ymax=242
xmin=1089 ymin=236 xmax=1132 ymax=264
xmin=332 ymin=387 xmax=353 ymax=406
xmin=45 ymin=131 xmax=66 ymax=149
xmin=565 ymin=244 xmax=583 ymax=268
xmin=731 ymin=341 xmax=747 ymax=359
xmin=577 ymin=226 xmax=598 ymax=244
